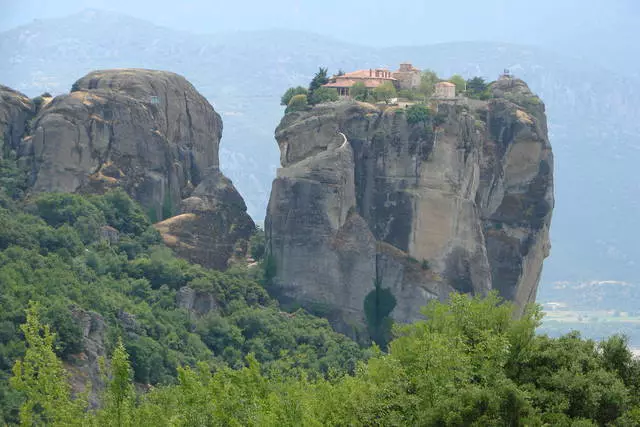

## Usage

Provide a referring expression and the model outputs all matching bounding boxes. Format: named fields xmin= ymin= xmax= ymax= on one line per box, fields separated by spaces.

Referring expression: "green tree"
xmin=405 ymin=104 xmax=432 ymax=125
xmin=98 ymin=338 xmax=135 ymax=427
xmin=466 ymin=76 xmax=490 ymax=99
xmin=350 ymin=81 xmax=368 ymax=101
xmin=41 ymin=303 xmax=83 ymax=358
xmin=309 ymin=87 xmax=339 ymax=105
xmin=10 ymin=304 xmax=86 ymax=426
xmin=280 ymin=86 xmax=308 ymax=106
xmin=449 ymin=74 xmax=466 ymax=94
xmin=286 ymin=94 xmax=309 ymax=113
xmin=372 ymin=81 xmax=397 ymax=104
xmin=363 ymin=278 xmax=396 ymax=348
xmin=419 ymin=69 xmax=439 ymax=97
xmin=308 ymin=67 xmax=329 ymax=94
xmin=398 ymin=89 xmax=415 ymax=101
xmin=249 ymin=226 xmax=265 ymax=261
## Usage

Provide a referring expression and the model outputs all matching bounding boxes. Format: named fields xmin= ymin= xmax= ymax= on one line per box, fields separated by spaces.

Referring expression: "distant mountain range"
xmin=2 ymin=9 xmax=639 ymax=296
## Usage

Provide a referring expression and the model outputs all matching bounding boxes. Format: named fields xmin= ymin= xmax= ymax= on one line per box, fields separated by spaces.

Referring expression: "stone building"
xmin=392 ymin=63 xmax=421 ymax=90
xmin=434 ymin=81 xmax=456 ymax=99
xmin=323 ymin=68 xmax=396 ymax=96
xmin=323 ymin=63 xmax=422 ymax=97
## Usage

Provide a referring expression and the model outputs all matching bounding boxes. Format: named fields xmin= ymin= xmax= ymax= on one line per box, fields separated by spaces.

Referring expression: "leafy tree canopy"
xmin=286 ymin=94 xmax=309 ymax=113
xmin=309 ymin=87 xmax=338 ymax=105
xmin=372 ymin=81 xmax=397 ymax=104
xmin=449 ymin=74 xmax=466 ymax=93
xmin=350 ymin=81 xmax=368 ymax=102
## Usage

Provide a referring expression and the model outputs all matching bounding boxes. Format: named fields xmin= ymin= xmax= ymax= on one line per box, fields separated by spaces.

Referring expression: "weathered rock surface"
xmin=0 ymin=85 xmax=34 ymax=155
xmin=155 ymin=168 xmax=254 ymax=270
xmin=0 ymin=69 xmax=254 ymax=269
xmin=266 ymin=77 xmax=553 ymax=335
xmin=176 ymin=286 xmax=218 ymax=316
xmin=21 ymin=69 xmax=220 ymax=215
xmin=65 ymin=308 xmax=106 ymax=408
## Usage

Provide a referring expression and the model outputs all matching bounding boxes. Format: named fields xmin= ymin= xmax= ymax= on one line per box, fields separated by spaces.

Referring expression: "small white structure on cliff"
xmin=434 ymin=81 xmax=456 ymax=99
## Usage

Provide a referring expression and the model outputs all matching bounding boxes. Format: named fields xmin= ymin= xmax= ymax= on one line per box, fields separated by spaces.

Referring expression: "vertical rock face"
xmin=0 ymin=69 xmax=254 ymax=270
xmin=21 ymin=69 xmax=220 ymax=216
xmin=265 ymin=77 xmax=553 ymax=336
xmin=0 ymin=85 xmax=34 ymax=155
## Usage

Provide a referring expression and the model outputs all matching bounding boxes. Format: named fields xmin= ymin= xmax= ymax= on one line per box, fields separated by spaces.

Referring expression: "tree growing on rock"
xmin=364 ymin=278 xmax=396 ymax=349
xmin=280 ymin=86 xmax=308 ymax=106
xmin=308 ymin=67 xmax=329 ymax=94
xmin=405 ymin=104 xmax=432 ymax=126
xmin=309 ymin=87 xmax=338 ymax=105
xmin=466 ymin=77 xmax=491 ymax=99
xmin=449 ymin=74 xmax=466 ymax=94
xmin=10 ymin=304 xmax=86 ymax=426
xmin=419 ymin=69 xmax=439 ymax=97
xmin=373 ymin=82 xmax=397 ymax=104
xmin=350 ymin=81 xmax=368 ymax=102
xmin=286 ymin=94 xmax=309 ymax=113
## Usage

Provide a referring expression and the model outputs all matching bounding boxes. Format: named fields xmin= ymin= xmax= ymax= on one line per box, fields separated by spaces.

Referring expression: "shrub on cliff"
xmin=309 ymin=87 xmax=339 ymax=105
xmin=285 ymin=94 xmax=309 ymax=113
xmin=350 ymin=81 xmax=368 ymax=102
xmin=466 ymin=76 xmax=491 ymax=99
xmin=280 ymin=86 xmax=308 ymax=106
xmin=308 ymin=67 xmax=329 ymax=94
xmin=373 ymin=81 xmax=397 ymax=104
xmin=449 ymin=74 xmax=466 ymax=93
xmin=405 ymin=104 xmax=432 ymax=125
xmin=419 ymin=69 xmax=439 ymax=97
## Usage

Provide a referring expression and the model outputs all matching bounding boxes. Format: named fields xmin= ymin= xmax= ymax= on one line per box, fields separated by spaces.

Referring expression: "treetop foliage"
xmin=10 ymin=293 xmax=640 ymax=426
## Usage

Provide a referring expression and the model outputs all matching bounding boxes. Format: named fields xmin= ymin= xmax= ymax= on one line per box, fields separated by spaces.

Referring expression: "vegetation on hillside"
xmin=9 ymin=293 xmax=640 ymax=426
xmin=0 ymin=145 xmax=367 ymax=424
xmin=1 ymin=137 xmax=639 ymax=425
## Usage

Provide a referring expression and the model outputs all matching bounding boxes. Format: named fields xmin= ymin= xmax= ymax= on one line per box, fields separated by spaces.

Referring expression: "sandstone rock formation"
xmin=0 ymin=85 xmax=34 ymax=156
xmin=266 ymin=77 xmax=553 ymax=336
xmin=1 ymin=69 xmax=254 ymax=269
xmin=154 ymin=168 xmax=254 ymax=270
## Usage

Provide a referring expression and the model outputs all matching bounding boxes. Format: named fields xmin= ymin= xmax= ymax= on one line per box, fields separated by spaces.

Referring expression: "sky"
xmin=1 ymin=0 xmax=638 ymax=51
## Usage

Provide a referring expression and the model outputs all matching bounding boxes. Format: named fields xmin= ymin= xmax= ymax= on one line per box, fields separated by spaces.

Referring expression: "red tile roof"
xmin=436 ymin=81 xmax=456 ymax=87
xmin=324 ymin=78 xmax=388 ymax=89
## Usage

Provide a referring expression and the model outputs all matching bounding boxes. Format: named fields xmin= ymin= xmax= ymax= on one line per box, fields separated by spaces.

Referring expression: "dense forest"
xmin=1 ymin=144 xmax=639 ymax=426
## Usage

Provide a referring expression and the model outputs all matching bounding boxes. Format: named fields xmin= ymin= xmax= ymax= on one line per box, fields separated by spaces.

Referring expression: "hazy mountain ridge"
xmin=1 ymin=9 xmax=639 ymax=289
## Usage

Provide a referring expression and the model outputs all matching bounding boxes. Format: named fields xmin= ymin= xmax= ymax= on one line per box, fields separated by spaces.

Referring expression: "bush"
xmin=309 ymin=87 xmax=339 ymax=105
xmin=372 ymin=81 xmax=397 ymax=104
xmin=449 ymin=74 xmax=466 ymax=93
xmin=286 ymin=94 xmax=309 ymax=113
xmin=350 ymin=81 xmax=368 ymax=102
xmin=363 ymin=279 xmax=396 ymax=349
xmin=405 ymin=104 xmax=432 ymax=125
xmin=398 ymin=89 xmax=415 ymax=101
xmin=466 ymin=76 xmax=490 ymax=99
xmin=249 ymin=227 xmax=265 ymax=261
xmin=280 ymin=86 xmax=308 ymax=106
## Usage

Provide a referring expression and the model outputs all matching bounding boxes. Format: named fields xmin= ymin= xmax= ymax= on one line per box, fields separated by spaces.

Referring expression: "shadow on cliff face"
xmin=444 ymin=247 xmax=475 ymax=294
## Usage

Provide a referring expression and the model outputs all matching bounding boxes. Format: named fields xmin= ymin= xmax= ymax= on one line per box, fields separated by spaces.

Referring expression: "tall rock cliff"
xmin=265 ymin=77 xmax=553 ymax=337
xmin=1 ymin=69 xmax=254 ymax=270
xmin=0 ymin=85 xmax=34 ymax=157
